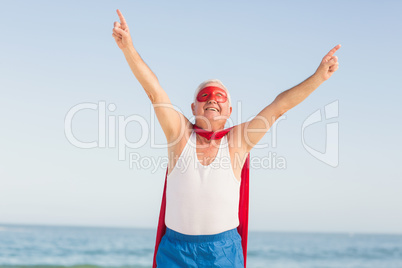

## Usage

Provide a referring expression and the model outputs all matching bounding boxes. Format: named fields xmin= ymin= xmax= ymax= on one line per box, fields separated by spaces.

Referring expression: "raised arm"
xmin=112 ymin=9 xmax=189 ymax=143
xmin=236 ymin=44 xmax=341 ymax=152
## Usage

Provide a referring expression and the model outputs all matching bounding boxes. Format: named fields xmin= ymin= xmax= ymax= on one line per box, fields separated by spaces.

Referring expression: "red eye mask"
xmin=196 ymin=86 xmax=228 ymax=103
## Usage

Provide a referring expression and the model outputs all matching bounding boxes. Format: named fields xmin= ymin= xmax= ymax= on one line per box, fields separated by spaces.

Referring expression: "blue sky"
xmin=1 ymin=0 xmax=401 ymax=234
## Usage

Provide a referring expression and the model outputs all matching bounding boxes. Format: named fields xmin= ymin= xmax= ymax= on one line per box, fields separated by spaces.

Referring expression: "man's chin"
xmin=196 ymin=114 xmax=229 ymax=122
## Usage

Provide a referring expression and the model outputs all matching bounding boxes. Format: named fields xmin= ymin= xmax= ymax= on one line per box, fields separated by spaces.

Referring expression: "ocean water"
xmin=0 ymin=224 xmax=401 ymax=268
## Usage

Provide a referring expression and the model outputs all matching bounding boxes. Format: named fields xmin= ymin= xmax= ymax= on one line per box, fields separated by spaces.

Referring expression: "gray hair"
xmin=193 ymin=79 xmax=232 ymax=107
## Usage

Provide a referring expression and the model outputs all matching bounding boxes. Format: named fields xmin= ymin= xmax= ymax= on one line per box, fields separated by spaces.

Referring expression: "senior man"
xmin=112 ymin=9 xmax=340 ymax=268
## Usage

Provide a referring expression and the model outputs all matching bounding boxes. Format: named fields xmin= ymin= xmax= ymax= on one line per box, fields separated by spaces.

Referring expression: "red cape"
xmin=152 ymin=126 xmax=250 ymax=267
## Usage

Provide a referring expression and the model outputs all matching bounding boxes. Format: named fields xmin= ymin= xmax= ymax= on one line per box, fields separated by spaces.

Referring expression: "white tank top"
xmin=165 ymin=130 xmax=240 ymax=235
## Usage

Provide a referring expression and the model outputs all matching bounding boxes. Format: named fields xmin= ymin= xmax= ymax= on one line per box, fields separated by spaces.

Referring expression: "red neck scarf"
xmin=193 ymin=124 xmax=233 ymax=140
xmin=152 ymin=124 xmax=250 ymax=267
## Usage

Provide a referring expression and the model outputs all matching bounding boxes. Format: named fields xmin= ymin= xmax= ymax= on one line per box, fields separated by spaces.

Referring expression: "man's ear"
xmin=191 ymin=103 xmax=195 ymax=115
xmin=229 ymin=106 xmax=232 ymax=117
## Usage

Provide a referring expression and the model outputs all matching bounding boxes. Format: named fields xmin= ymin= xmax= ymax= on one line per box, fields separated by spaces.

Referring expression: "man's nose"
xmin=207 ymin=98 xmax=217 ymax=104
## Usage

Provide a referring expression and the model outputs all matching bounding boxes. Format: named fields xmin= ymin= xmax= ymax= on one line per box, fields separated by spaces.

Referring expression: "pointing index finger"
xmin=116 ymin=9 xmax=127 ymax=27
xmin=326 ymin=44 xmax=341 ymax=57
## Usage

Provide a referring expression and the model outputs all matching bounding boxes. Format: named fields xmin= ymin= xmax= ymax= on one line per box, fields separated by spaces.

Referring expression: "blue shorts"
xmin=156 ymin=227 xmax=244 ymax=268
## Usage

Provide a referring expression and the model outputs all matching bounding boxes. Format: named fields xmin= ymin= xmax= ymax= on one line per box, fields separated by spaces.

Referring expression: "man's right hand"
xmin=112 ymin=9 xmax=134 ymax=51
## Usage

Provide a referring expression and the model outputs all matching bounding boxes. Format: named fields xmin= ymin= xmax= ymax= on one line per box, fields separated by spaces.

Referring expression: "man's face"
xmin=191 ymin=83 xmax=232 ymax=124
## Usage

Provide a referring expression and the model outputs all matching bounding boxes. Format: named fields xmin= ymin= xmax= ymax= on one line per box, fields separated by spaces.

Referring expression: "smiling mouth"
xmin=205 ymin=107 xmax=219 ymax=112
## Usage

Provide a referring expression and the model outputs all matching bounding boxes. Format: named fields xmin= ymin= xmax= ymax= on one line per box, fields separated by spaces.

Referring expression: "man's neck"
xmin=194 ymin=122 xmax=225 ymax=132
xmin=193 ymin=122 xmax=232 ymax=144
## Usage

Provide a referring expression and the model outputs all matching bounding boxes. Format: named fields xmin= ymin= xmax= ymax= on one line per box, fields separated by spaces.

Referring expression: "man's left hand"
xmin=315 ymin=44 xmax=341 ymax=81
